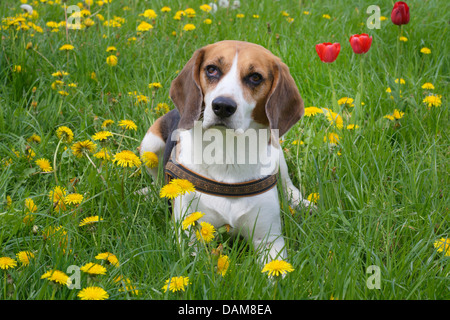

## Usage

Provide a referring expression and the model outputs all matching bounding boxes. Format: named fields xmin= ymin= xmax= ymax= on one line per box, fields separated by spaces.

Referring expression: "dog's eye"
xmin=206 ymin=65 xmax=220 ymax=78
xmin=247 ymin=73 xmax=263 ymax=85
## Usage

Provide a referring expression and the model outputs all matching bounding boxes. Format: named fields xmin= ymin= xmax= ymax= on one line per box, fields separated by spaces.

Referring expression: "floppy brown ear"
xmin=169 ymin=48 xmax=205 ymax=130
xmin=265 ymin=61 xmax=304 ymax=137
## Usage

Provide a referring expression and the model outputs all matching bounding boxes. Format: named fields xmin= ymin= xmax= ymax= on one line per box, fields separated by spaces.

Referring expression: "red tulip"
xmin=349 ymin=34 xmax=373 ymax=54
xmin=315 ymin=42 xmax=340 ymax=63
xmin=391 ymin=1 xmax=410 ymax=25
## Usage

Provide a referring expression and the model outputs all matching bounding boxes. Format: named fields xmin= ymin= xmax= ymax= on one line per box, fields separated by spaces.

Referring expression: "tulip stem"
xmin=327 ymin=65 xmax=338 ymax=111
xmin=358 ymin=55 xmax=364 ymax=121
xmin=396 ymin=25 xmax=403 ymax=99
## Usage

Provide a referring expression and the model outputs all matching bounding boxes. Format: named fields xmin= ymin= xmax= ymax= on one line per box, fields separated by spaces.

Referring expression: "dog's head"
xmin=169 ymin=40 xmax=304 ymax=136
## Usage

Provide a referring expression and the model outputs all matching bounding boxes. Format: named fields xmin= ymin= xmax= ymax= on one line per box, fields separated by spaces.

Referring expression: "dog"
xmin=140 ymin=40 xmax=311 ymax=263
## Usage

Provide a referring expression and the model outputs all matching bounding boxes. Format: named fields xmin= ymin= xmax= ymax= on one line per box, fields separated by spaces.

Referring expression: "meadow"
xmin=0 ymin=0 xmax=448 ymax=300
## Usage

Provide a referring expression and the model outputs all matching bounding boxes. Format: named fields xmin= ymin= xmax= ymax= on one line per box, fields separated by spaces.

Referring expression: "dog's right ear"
xmin=169 ymin=48 xmax=205 ymax=130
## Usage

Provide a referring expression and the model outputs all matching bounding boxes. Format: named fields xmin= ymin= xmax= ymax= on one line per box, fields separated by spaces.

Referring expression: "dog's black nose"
xmin=212 ymin=97 xmax=237 ymax=118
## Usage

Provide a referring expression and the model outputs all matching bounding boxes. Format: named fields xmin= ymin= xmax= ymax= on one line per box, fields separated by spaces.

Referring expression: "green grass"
xmin=0 ymin=0 xmax=448 ymax=300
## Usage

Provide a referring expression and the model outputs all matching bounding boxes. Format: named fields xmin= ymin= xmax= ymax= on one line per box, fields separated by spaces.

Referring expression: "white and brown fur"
xmin=140 ymin=40 xmax=311 ymax=263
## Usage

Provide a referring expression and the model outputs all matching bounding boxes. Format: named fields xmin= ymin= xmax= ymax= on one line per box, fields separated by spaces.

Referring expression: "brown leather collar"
xmin=164 ymin=158 xmax=279 ymax=198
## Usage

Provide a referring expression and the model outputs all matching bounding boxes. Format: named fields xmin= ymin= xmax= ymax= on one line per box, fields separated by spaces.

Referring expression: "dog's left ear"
xmin=265 ymin=61 xmax=304 ymax=137
xmin=169 ymin=48 xmax=205 ymax=130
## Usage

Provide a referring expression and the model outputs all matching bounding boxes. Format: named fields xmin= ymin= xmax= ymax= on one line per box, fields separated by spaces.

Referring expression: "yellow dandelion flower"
xmin=64 ymin=193 xmax=83 ymax=205
xmin=217 ymin=255 xmax=230 ymax=276
xmin=42 ymin=225 xmax=66 ymax=241
xmin=433 ymin=238 xmax=450 ymax=256
xmin=253 ymin=14 xmax=260 ymax=19
xmin=80 ymin=262 xmax=107 ymax=275
xmin=184 ymin=8 xmax=196 ymax=18
xmin=0 ymin=257 xmax=17 ymax=270
xmin=140 ymin=9 xmax=157 ymax=19
xmin=183 ymin=23 xmax=195 ymax=31
xmin=56 ymin=126 xmax=74 ymax=143
xmin=291 ymin=140 xmax=304 ymax=145
xmin=384 ymin=109 xmax=404 ymax=121
xmin=395 ymin=78 xmax=406 ymax=85
xmin=160 ymin=183 xmax=182 ymax=199
xmin=324 ymin=133 xmax=340 ymax=144
xmin=322 ymin=108 xmax=343 ymax=129
xmin=171 ymin=179 xmax=195 ymax=195
xmin=49 ymin=186 xmax=66 ymax=212
xmin=156 ymin=102 xmax=170 ymax=114
xmin=22 ymin=198 xmax=36 ymax=217
xmin=173 ymin=10 xmax=185 ymax=20
xmin=102 ymin=119 xmax=114 ymax=128
xmin=196 ymin=221 xmax=216 ymax=243
xmin=46 ymin=21 xmax=59 ymax=28
xmin=78 ymin=286 xmax=109 ymax=300
xmin=35 ymin=158 xmax=52 ymax=172
xmin=399 ymin=36 xmax=408 ymax=42
xmin=118 ymin=119 xmax=137 ymax=131
xmin=322 ymin=14 xmax=331 ymax=19
xmin=106 ymin=46 xmax=116 ymax=52
xmin=16 ymin=251 xmax=34 ymax=266
xmin=94 ymin=148 xmax=111 ymax=160
xmin=161 ymin=6 xmax=171 ymax=13
xmin=59 ymin=44 xmax=74 ymax=51
xmin=79 ymin=215 xmax=103 ymax=227
xmin=25 ymin=198 xmax=38 ymax=213
xmin=52 ymin=70 xmax=69 ymax=77
xmin=392 ymin=109 xmax=405 ymax=119
xmin=303 ymin=106 xmax=323 ymax=117
xmin=41 ymin=270 xmax=70 ymax=286
xmin=200 ymin=4 xmax=212 ymax=12
xmin=141 ymin=151 xmax=158 ymax=168
xmin=236 ymin=13 xmax=245 ymax=18
xmin=137 ymin=21 xmax=153 ymax=32
xmin=162 ymin=276 xmax=189 ymax=293
xmin=149 ymin=82 xmax=162 ymax=89
xmin=71 ymin=140 xmax=97 ymax=158
xmin=346 ymin=124 xmax=359 ymax=130
xmin=182 ymin=211 xmax=205 ymax=230
xmin=261 ymin=259 xmax=294 ymax=277
xmin=48 ymin=186 xmax=66 ymax=208
xmin=307 ymin=193 xmax=320 ymax=204
xmin=112 ymin=150 xmax=142 ymax=168
xmin=115 ymin=276 xmax=139 ymax=295
xmin=106 ymin=55 xmax=118 ymax=66
xmin=421 ymin=83 xmax=435 ymax=90
xmin=84 ymin=18 xmax=95 ymax=27
xmin=27 ymin=134 xmax=41 ymax=143
xmin=337 ymin=97 xmax=354 ymax=107
xmin=386 ymin=87 xmax=392 ymax=93
xmin=14 ymin=65 xmax=22 ymax=73
xmin=420 ymin=47 xmax=431 ymax=54
xmin=51 ymin=80 xmax=64 ymax=90
xmin=92 ymin=131 xmax=113 ymax=141
xmin=422 ymin=94 xmax=442 ymax=108
xmin=95 ymin=252 xmax=119 ymax=267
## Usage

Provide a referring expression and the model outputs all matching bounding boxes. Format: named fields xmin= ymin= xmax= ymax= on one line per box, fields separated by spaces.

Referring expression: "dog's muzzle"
xmin=212 ymin=96 xmax=237 ymax=119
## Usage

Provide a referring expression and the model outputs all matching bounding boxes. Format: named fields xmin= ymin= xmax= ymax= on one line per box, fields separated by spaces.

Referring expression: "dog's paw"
xmin=300 ymin=199 xmax=318 ymax=214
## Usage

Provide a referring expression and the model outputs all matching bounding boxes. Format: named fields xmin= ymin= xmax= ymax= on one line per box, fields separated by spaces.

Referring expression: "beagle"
xmin=140 ymin=40 xmax=311 ymax=263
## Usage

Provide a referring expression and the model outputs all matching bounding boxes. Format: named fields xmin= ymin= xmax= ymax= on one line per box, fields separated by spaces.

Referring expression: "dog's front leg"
xmin=238 ymin=196 xmax=287 ymax=264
